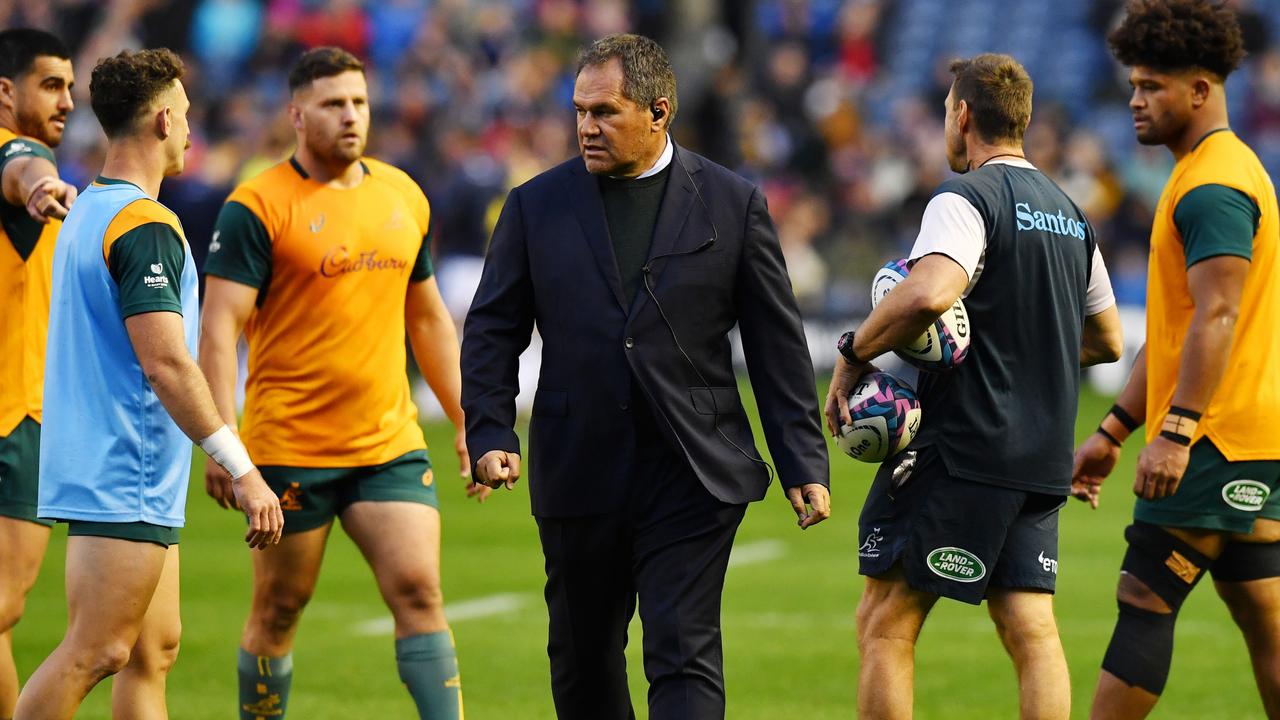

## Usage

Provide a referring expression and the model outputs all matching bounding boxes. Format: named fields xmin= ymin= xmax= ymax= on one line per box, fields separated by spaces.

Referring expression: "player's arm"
xmin=110 ymin=222 xmax=281 ymax=547
xmin=846 ymin=253 xmax=969 ymax=364
xmin=1081 ymin=306 xmax=1123 ymax=367
xmin=125 ymin=312 xmax=279 ymax=548
xmin=1072 ymin=344 xmax=1146 ymax=508
xmin=200 ymin=200 xmax=273 ymax=509
xmin=1135 ymin=184 xmax=1255 ymax=501
xmin=826 ymin=191 xmax=977 ymax=436
xmin=1073 ymin=238 xmax=1150 ymax=507
xmin=1080 ymin=243 xmax=1124 ymax=367
xmin=198 ymin=278 xmax=255 ymax=430
xmin=405 ymin=268 xmax=487 ymax=501
xmin=1166 ymin=258 xmax=1249 ymax=417
xmin=0 ymin=137 xmax=76 ymax=222
xmin=128 ymin=311 xmax=236 ymax=444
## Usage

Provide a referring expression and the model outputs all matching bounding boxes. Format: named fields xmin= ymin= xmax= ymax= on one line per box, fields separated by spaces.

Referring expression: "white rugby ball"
xmin=871 ymin=258 xmax=971 ymax=371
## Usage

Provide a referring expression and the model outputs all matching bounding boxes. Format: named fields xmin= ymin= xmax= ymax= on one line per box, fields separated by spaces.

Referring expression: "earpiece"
xmin=651 ymin=106 xmax=664 ymax=121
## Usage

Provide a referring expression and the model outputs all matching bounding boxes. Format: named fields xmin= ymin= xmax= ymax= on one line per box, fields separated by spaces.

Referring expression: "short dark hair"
xmin=288 ymin=47 xmax=364 ymax=93
xmin=576 ymin=34 xmax=678 ymax=128
xmin=89 ymin=48 xmax=185 ymax=139
xmin=1108 ymin=0 xmax=1245 ymax=79
xmin=949 ymin=53 xmax=1033 ymax=144
xmin=0 ymin=29 xmax=70 ymax=81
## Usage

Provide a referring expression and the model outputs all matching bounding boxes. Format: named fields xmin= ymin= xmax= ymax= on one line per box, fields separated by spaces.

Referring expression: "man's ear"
xmin=1190 ymin=76 xmax=1213 ymax=109
xmin=288 ymin=102 xmax=303 ymax=131
xmin=157 ymin=105 xmax=173 ymax=140
xmin=650 ymin=96 xmax=670 ymax=131
xmin=956 ymin=98 xmax=969 ymax=134
xmin=0 ymin=77 xmax=15 ymax=112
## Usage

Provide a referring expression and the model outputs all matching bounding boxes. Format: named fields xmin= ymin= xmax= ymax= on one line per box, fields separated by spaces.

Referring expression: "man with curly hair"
xmin=1073 ymin=1 xmax=1280 ymax=716
xmin=15 ymin=49 xmax=281 ymax=720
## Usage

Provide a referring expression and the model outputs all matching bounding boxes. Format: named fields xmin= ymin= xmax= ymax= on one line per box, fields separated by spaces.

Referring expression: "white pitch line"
xmin=352 ymin=592 xmax=532 ymax=636
xmin=728 ymin=539 xmax=786 ymax=568
xmin=352 ymin=542 xmax=784 ymax=636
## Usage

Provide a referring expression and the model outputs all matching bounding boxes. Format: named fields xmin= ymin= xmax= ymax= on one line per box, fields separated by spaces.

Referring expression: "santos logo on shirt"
xmin=319 ymin=245 xmax=409 ymax=278
xmin=144 ymin=262 xmax=169 ymax=289
xmin=1014 ymin=202 xmax=1087 ymax=240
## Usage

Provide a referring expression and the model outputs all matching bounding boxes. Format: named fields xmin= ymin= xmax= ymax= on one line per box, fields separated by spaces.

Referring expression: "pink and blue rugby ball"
xmin=871 ymin=258 xmax=971 ymax=371
xmin=836 ymin=371 xmax=922 ymax=463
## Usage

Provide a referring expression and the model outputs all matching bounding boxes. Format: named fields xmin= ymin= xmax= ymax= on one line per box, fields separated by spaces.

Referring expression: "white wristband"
xmin=199 ymin=425 xmax=255 ymax=480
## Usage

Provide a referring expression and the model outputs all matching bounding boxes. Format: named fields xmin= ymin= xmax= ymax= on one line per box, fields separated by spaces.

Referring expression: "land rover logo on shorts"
xmin=927 ymin=547 xmax=986 ymax=583
xmin=1222 ymin=480 xmax=1270 ymax=512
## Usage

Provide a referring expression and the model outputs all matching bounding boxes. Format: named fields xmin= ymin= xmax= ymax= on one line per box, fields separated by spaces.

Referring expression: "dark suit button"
xmin=620 ymin=401 xmax=629 ymax=410
xmin=624 ymin=337 xmax=635 ymax=349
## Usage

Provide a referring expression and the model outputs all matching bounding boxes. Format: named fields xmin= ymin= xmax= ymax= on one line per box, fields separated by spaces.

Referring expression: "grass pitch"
xmin=13 ymin=386 xmax=1265 ymax=718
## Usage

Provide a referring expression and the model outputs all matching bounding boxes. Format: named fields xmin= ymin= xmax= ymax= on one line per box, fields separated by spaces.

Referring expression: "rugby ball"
xmin=871 ymin=258 xmax=971 ymax=371
xmin=836 ymin=371 xmax=921 ymax=463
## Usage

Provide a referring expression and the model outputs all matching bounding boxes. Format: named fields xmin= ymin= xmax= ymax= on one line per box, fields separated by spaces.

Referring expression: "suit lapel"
xmin=563 ymin=163 xmax=627 ymax=311
xmin=640 ymin=146 xmax=698 ymax=288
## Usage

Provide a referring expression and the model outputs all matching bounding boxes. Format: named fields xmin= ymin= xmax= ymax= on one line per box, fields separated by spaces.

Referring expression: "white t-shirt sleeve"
xmin=908 ymin=192 xmax=987 ymax=281
xmin=1085 ymin=244 xmax=1116 ymax=315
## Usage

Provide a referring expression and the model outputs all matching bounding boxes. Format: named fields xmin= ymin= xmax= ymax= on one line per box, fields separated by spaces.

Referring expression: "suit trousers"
xmin=535 ymin=402 xmax=748 ymax=720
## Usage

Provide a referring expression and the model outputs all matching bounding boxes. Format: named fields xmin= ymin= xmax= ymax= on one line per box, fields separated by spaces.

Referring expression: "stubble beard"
xmin=16 ymin=104 xmax=61 ymax=148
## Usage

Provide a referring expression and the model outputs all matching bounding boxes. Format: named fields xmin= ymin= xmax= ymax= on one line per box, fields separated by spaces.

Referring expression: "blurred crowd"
xmin=10 ymin=0 xmax=1280 ymax=319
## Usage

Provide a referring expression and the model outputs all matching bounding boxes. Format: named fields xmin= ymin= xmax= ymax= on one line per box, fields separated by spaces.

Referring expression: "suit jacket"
xmin=461 ymin=144 xmax=829 ymax=517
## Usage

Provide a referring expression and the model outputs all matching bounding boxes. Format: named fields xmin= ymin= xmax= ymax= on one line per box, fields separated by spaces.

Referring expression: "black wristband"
xmin=1109 ymin=404 xmax=1139 ymax=432
xmin=837 ymin=331 xmax=867 ymax=365
xmin=1168 ymin=405 xmax=1203 ymax=422
xmin=1159 ymin=430 xmax=1192 ymax=447
xmin=1096 ymin=427 xmax=1122 ymax=447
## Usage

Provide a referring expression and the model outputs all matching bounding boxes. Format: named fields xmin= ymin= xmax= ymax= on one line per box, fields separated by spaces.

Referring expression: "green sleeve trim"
xmin=1174 ymin=184 xmax=1257 ymax=268
xmin=411 ymin=220 xmax=435 ymax=282
xmin=108 ymin=223 xmax=186 ymax=319
xmin=204 ymin=201 xmax=273 ymax=294
xmin=0 ymin=137 xmax=55 ymax=176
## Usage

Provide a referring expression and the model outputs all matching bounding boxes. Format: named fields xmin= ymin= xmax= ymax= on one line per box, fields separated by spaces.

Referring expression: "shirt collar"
xmin=630 ymin=133 xmax=673 ymax=179
xmin=984 ymin=157 xmax=1037 ymax=170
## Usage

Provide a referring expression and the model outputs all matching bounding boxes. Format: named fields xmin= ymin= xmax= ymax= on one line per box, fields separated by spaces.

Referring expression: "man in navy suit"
xmin=461 ymin=33 xmax=829 ymax=720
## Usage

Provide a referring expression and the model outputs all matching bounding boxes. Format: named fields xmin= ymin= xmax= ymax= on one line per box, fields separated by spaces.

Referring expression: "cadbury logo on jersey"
xmin=1014 ymin=201 xmax=1087 ymax=240
xmin=319 ymin=245 xmax=409 ymax=278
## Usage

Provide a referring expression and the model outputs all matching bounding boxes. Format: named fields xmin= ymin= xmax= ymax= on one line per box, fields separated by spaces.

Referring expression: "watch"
xmin=837 ymin=331 xmax=867 ymax=364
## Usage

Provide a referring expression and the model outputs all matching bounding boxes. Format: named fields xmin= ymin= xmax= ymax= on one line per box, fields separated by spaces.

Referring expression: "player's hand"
xmin=232 ymin=468 xmax=284 ymax=549
xmin=1071 ymin=432 xmax=1121 ymax=509
xmin=475 ymin=450 xmax=521 ymax=490
xmin=1134 ymin=435 xmax=1190 ymax=501
xmin=466 ymin=478 xmax=491 ymax=501
xmin=456 ymin=428 xmax=489 ymax=501
xmin=786 ymin=483 xmax=831 ymax=529
xmin=824 ymin=356 xmax=877 ymax=437
xmin=205 ymin=456 xmax=241 ymax=510
xmin=25 ymin=176 xmax=76 ymax=223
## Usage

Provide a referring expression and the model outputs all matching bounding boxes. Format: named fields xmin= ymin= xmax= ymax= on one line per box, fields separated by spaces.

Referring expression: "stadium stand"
xmin=7 ymin=0 xmax=1280 ymax=319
